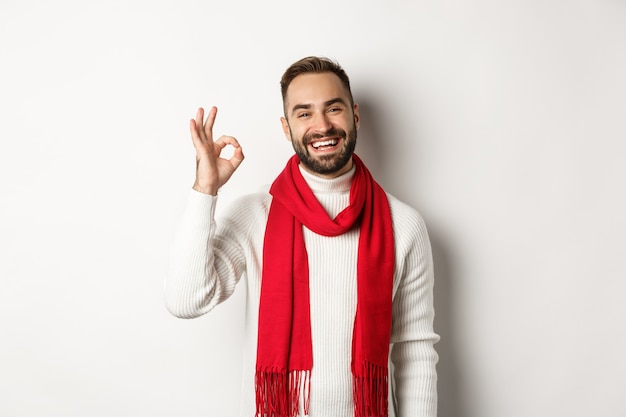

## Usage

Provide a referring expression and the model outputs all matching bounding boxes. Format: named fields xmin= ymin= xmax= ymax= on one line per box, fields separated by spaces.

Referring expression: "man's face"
xmin=281 ymin=72 xmax=360 ymax=178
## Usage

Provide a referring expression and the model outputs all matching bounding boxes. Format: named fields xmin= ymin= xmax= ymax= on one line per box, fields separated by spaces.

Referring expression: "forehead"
xmin=285 ymin=72 xmax=349 ymax=108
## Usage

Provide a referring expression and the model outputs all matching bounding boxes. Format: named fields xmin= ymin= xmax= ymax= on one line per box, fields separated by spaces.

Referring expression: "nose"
xmin=312 ymin=112 xmax=333 ymax=133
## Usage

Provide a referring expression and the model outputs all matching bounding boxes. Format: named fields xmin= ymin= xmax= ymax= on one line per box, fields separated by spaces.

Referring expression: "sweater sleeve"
xmin=165 ymin=189 xmax=247 ymax=319
xmin=389 ymin=199 xmax=440 ymax=417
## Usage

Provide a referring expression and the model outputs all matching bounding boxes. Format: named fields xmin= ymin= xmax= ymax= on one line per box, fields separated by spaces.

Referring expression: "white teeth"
xmin=312 ymin=139 xmax=337 ymax=149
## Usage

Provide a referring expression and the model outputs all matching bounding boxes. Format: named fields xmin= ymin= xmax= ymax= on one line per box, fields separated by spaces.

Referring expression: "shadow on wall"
xmin=431 ymin=235 xmax=463 ymax=417
xmin=356 ymin=95 xmax=463 ymax=417
xmin=352 ymin=97 xmax=385 ymax=180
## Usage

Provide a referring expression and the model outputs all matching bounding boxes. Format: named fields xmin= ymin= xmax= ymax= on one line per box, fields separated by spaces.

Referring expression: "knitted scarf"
xmin=256 ymin=154 xmax=394 ymax=417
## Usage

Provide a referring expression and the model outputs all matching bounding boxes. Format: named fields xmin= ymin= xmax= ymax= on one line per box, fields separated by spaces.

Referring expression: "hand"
xmin=189 ymin=106 xmax=244 ymax=195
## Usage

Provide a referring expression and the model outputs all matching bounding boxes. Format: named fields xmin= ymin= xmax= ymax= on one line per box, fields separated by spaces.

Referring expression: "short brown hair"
xmin=280 ymin=56 xmax=354 ymax=112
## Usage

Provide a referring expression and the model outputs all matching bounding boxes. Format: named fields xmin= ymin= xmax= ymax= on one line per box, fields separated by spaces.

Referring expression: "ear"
xmin=280 ymin=117 xmax=292 ymax=141
xmin=353 ymin=103 xmax=360 ymax=129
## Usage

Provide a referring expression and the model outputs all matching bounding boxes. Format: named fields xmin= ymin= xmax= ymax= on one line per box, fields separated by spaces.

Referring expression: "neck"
xmin=299 ymin=163 xmax=355 ymax=195
xmin=299 ymin=157 xmax=354 ymax=180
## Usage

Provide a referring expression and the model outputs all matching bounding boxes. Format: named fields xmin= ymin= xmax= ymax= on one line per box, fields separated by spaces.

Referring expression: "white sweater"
xmin=166 ymin=166 xmax=439 ymax=417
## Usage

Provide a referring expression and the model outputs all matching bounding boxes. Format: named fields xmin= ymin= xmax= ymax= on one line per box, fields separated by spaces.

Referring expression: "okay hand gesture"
xmin=189 ymin=107 xmax=244 ymax=195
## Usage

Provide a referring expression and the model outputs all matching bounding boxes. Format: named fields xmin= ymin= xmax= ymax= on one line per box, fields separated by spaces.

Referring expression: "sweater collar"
xmin=298 ymin=163 xmax=356 ymax=194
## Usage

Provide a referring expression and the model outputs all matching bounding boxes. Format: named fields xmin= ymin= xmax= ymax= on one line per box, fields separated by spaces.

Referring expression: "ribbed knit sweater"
xmin=166 ymin=166 xmax=439 ymax=417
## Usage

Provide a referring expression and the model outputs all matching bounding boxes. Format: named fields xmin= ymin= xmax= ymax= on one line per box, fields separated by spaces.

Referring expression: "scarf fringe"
xmin=352 ymin=361 xmax=389 ymax=417
xmin=255 ymin=368 xmax=311 ymax=417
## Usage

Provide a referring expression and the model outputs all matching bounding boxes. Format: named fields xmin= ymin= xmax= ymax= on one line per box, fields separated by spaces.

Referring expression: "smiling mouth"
xmin=310 ymin=138 xmax=339 ymax=150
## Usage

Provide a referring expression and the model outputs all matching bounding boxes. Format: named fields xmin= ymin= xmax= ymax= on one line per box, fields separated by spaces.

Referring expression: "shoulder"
xmin=386 ymin=193 xmax=431 ymax=252
xmin=229 ymin=185 xmax=272 ymax=210
xmin=387 ymin=193 xmax=429 ymax=235
xmin=217 ymin=185 xmax=273 ymax=226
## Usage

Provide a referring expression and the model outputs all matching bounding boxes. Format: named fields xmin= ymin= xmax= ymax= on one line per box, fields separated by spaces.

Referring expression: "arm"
xmin=165 ymin=190 xmax=247 ymax=318
xmin=389 ymin=204 xmax=439 ymax=417
xmin=164 ymin=107 xmax=246 ymax=318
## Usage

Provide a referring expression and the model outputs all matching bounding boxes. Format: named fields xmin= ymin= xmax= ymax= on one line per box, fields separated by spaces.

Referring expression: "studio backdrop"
xmin=1 ymin=1 xmax=625 ymax=416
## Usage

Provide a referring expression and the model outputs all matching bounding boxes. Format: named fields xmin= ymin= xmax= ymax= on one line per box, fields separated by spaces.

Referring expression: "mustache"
xmin=304 ymin=127 xmax=346 ymax=144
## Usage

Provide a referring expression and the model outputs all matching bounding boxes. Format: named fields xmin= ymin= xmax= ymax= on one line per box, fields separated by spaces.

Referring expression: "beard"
xmin=290 ymin=123 xmax=357 ymax=176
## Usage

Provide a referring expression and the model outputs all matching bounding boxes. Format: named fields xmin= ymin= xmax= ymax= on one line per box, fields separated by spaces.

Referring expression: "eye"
xmin=328 ymin=107 xmax=342 ymax=114
xmin=297 ymin=112 xmax=310 ymax=118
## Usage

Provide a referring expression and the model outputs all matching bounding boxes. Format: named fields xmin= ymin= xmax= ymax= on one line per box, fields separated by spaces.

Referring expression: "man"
xmin=166 ymin=56 xmax=439 ymax=417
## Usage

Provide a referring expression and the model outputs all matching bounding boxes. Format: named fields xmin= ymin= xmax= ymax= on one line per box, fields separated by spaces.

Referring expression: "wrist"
xmin=192 ymin=182 xmax=218 ymax=196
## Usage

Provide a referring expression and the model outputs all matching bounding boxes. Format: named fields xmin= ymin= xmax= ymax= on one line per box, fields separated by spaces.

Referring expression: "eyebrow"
xmin=290 ymin=97 xmax=348 ymax=116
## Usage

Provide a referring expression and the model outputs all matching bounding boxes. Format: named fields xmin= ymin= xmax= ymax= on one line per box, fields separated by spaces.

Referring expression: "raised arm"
xmin=165 ymin=107 xmax=247 ymax=318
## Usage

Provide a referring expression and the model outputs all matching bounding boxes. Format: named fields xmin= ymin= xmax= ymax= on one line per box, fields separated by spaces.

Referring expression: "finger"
xmin=189 ymin=119 xmax=200 ymax=142
xmin=230 ymin=146 xmax=245 ymax=170
xmin=214 ymin=135 xmax=245 ymax=168
xmin=203 ymin=106 xmax=217 ymax=140
xmin=214 ymin=135 xmax=241 ymax=150
xmin=195 ymin=107 xmax=206 ymax=140
xmin=189 ymin=118 xmax=204 ymax=144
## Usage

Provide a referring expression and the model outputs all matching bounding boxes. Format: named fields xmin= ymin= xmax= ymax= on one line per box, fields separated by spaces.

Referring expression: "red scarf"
xmin=256 ymin=154 xmax=394 ymax=417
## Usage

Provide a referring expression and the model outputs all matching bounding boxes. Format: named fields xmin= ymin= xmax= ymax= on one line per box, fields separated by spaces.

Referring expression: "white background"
xmin=1 ymin=1 xmax=625 ymax=416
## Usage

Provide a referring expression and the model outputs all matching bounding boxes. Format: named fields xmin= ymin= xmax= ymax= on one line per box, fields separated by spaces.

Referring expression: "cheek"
xmin=340 ymin=115 xmax=354 ymax=128
xmin=290 ymin=125 xmax=308 ymax=140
